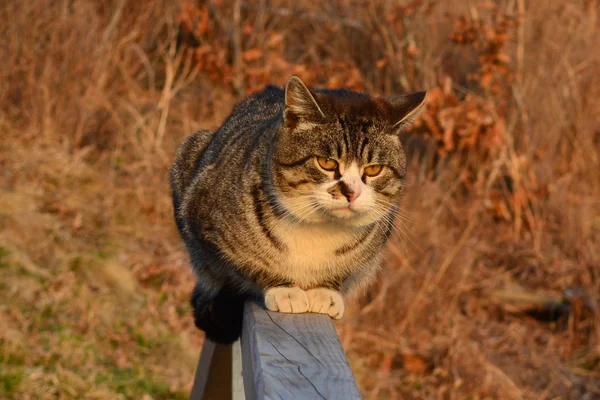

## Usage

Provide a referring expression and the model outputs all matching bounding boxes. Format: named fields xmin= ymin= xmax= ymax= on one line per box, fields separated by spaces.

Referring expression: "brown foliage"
xmin=1 ymin=0 xmax=599 ymax=398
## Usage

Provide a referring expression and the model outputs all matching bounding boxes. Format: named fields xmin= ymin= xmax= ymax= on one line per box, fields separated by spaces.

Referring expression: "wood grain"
xmin=241 ymin=302 xmax=361 ymax=400
xmin=190 ymin=340 xmax=233 ymax=400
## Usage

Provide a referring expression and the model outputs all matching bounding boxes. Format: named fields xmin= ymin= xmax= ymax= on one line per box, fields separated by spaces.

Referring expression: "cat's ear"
xmin=386 ymin=92 xmax=427 ymax=131
xmin=284 ymin=76 xmax=325 ymax=123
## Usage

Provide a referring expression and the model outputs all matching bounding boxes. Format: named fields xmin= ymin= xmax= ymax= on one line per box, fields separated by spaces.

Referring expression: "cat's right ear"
xmin=386 ymin=91 xmax=427 ymax=132
xmin=284 ymin=76 xmax=325 ymax=127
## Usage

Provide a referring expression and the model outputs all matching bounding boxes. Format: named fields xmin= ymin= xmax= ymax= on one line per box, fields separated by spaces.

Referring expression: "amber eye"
xmin=316 ymin=156 xmax=338 ymax=171
xmin=364 ymin=164 xmax=383 ymax=177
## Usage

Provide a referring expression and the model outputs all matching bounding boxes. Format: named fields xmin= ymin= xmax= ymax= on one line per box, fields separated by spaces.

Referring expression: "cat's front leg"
xmin=306 ymin=288 xmax=345 ymax=319
xmin=264 ymin=286 xmax=309 ymax=314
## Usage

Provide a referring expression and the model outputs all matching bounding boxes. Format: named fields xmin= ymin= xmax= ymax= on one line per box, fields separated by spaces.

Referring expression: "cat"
xmin=170 ymin=76 xmax=426 ymax=344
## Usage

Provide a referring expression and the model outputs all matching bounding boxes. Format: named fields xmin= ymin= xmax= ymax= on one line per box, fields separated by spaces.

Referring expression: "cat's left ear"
xmin=284 ymin=76 xmax=325 ymax=125
xmin=386 ymin=92 xmax=427 ymax=131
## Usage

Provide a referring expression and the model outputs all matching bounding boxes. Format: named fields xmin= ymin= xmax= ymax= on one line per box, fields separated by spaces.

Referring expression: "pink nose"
xmin=341 ymin=183 xmax=361 ymax=202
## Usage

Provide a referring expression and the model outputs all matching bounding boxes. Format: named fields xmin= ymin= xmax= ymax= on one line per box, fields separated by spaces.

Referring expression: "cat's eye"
xmin=316 ymin=156 xmax=338 ymax=171
xmin=364 ymin=164 xmax=384 ymax=177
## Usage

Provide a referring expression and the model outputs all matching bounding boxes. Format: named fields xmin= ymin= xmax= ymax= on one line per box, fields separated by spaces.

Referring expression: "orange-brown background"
xmin=1 ymin=1 xmax=599 ymax=398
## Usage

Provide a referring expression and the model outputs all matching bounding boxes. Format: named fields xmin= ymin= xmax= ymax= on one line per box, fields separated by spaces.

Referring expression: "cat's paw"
xmin=264 ymin=287 xmax=309 ymax=314
xmin=306 ymin=288 xmax=345 ymax=319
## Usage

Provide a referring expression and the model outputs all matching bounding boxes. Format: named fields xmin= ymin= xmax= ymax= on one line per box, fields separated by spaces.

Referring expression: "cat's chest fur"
xmin=270 ymin=221 xmax=361 ymax=286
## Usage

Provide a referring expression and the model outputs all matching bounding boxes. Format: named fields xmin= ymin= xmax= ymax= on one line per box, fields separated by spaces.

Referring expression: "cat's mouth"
xmin=328 ymin=205 xmax=359 ymax=218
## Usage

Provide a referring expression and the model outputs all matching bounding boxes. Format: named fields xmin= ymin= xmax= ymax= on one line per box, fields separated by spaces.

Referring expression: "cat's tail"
xmin=190 ymin=284 xmax=246 ymax=345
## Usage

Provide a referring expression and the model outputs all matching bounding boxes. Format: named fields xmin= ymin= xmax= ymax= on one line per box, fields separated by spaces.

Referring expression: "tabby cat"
xmin=170 ymin=76 xmax=426 ymax=344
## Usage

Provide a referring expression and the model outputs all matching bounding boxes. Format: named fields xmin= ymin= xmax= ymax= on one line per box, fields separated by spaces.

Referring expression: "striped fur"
xmin=170 ymin=76 xmax=426 ymax=343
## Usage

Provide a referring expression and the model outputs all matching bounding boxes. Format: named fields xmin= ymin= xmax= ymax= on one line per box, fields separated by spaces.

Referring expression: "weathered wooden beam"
xmin=241 ymin=302 xmax=361 ymax=400
xmin=190 ymin=339 xmax=234 ymax=400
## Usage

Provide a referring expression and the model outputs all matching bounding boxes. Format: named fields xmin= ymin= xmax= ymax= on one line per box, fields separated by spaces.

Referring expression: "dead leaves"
xmin=392 ymin=352 xmax=433 ymax=375
xmin=451 ymin=12 xmax=517 ymax=93
xmin=419 ymin=84 xmax=505 ymax=156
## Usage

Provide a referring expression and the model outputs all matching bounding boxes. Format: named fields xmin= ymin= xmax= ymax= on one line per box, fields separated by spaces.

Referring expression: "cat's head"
xmin=272 ymin=76 xmax=426 ymax=227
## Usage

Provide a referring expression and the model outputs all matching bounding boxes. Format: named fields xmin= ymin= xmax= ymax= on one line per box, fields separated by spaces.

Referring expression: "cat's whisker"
xmin=375 ymin=199 xmax=415 ymax=222
xmin=369 ymin=205 xmax=412 ymax=241
xmin=274 ymin=196 xmax=324 ymax=225
xmin=375 ymin=205 xmax=410 ymax=234
xmin=370 ymin=208 xmax=418 ymax=251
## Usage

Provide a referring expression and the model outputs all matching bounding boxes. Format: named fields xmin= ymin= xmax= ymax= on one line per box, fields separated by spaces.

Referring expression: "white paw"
xmin=306 ymin=288 xmax=345 ymax=319
xmin=264 ymin=287 xmax=309 ymax=314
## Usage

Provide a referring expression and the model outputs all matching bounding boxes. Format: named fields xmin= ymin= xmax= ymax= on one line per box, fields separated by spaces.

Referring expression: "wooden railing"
xmin=190 ymin=302 xmax=362 ymax=399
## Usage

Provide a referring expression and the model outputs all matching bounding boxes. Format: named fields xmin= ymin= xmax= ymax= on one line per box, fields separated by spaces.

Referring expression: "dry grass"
xmin=1 ymin=0 xmax=599 ymax=399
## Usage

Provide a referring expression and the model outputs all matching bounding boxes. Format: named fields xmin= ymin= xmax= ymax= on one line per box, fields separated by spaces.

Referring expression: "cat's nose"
xmin=341 ymin=182 xmax=361 ymax=202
